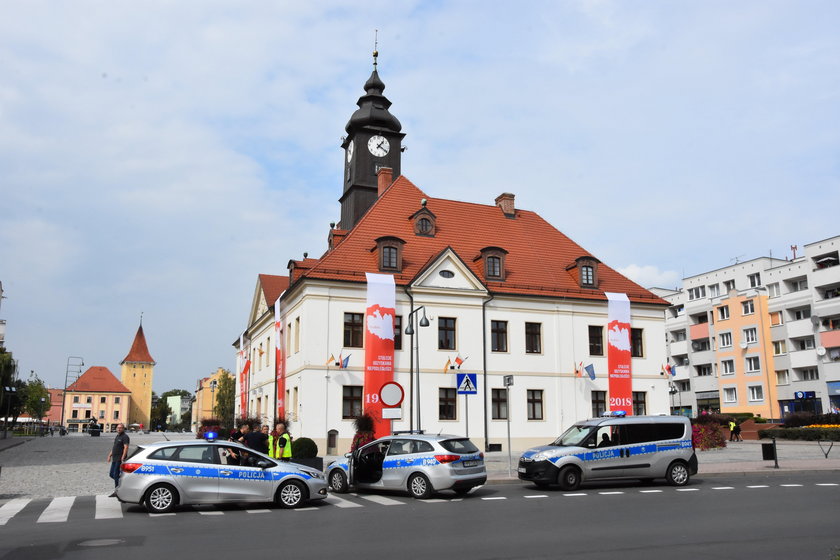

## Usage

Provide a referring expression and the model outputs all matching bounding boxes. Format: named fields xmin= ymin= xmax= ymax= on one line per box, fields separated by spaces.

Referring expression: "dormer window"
xmin=572 ymin=256 xmax=600 ymax=288
xmin=374 ymin=236 xmax=405 ymax=273
xmin=478 ymin=247 xmax=508 ymax=281
xmin=410 ymin=203 xmax=437 ymax=237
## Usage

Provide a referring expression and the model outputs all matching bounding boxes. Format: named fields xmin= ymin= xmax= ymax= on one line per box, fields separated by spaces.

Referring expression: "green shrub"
xmin=292 ymin=437 xmax=319 ymax=458
xmin=753 ymin=416 xmax=768 ymax=424
xmin=692 ymin=413 xmax=730 ymax=427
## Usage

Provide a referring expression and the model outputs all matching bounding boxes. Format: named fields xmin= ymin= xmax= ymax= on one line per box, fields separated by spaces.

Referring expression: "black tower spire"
xmin=339 ymin=45 xmax=405 ymax=230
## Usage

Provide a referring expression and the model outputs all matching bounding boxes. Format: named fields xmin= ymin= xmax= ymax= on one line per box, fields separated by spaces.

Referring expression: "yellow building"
xmin=120 ymin=324 xmax=155 ymax=428
xmin=63 ymin=366 xmax=132 ymax=432
xmin=191 ymin=367 xmax=233 ymax=431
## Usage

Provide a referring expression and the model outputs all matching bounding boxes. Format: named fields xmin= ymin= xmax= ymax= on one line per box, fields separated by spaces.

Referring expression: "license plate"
xmin=517 ymin=467 xmax=526 ymax=473
xmin=462 ymin=460 xmax=479 ymax=467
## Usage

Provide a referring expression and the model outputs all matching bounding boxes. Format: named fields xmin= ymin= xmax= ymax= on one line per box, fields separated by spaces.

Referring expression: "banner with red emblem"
xmin=274 ymin=295 xmax=286 ymax=421
xmin=605 ymin=292 xmax=633 ymax=415
xmin=364 ymin=273 xmax=396 ymax=438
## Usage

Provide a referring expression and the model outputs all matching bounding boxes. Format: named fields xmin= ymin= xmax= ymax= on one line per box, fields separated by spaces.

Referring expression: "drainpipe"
xmin=482 ymin=292 xmax=495 ymax=452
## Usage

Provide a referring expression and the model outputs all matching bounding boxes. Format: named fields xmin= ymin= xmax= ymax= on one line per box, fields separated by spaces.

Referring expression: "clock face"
xmin=367 ymin=135 xmax=390 ymax=157
xmin=346 ymin=140 xmax=354 ymax=163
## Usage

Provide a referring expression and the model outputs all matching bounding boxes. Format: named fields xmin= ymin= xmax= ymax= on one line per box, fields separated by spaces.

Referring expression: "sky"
xmin=2 ymin=1 xmax=839 ymax=394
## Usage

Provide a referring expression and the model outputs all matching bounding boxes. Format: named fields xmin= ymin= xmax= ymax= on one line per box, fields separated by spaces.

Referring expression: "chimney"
xmin=377 ymin=167 xmax=394 ymax=196
xmin=495 ymin=192 xmax=515 ymax=218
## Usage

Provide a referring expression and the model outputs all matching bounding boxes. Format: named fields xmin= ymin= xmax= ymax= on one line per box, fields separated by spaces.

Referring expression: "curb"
xmin=0 ymin=438 xmax=32 ymax=455
xmin=481 ymin=467 xmax=840 ymax=485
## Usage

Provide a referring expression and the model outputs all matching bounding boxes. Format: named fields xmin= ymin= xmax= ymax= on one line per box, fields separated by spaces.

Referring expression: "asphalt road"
xmin=1 ymin=472 xmax=837 ymax=560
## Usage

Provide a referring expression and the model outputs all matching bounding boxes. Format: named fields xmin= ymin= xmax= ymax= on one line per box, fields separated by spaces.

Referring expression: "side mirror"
xmin=344 ymin=452 xmax=352 ymax=459
xmin=256 ymin=460 xmax=271 ymax=469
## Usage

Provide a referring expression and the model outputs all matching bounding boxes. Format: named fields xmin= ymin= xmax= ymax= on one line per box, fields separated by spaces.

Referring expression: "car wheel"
xmin=144 ymin=483 xmax=178 ymax=514
xmin=276 ymin=479 xmax=308 ymax=509
xmin=666 ymin=461 xmax=690 ymax=486
xmin=557 ymin=466 xmax=581 ymax=491
xmin=407 ymin=473 xmax=433 ymax=499
xmin=329 ymin=469 xmax=349 ymax=493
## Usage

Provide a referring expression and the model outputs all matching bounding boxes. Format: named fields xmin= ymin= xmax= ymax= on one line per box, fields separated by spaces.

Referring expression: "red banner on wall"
xmin=238 ymin=334 xmax=251 ymax=419
xmin=605 ymin=292 xmax=633 ymax=415
xmin=364 ymin=273 xmax=396 ymax=438
xmin=274 ymin=295 xmax=286 ymax=422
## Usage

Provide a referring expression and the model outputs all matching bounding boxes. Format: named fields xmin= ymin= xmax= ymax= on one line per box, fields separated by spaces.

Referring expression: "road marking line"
xmin=712 ymin=487 xmax=734 ymax=490
xmin=419 ymin=499 xmax=449 ymax=503
xmin=451 ymin=498 xmax=463 ymax=502
xmin=599 ymin=492 xmax=624 ymax=495
xmin=524 ymin=495 xmax=548 ymax=499
xmin=676 ymin=488 xmax=698 ymax=492
xmin=37 ymin=497 xmax=75 ymax=523
xmin=563 ymin=493 xmax=587 ymax=497
xmin=780 ymin=484 xmax=802 ymax=487
xmin=356 ymin=494 xmax=405 ymax=506
xmin=95 ymin=495 xmax=123 ymax=519
xmin=747 ymin=485 xmax=769 ymax=489
xmin=481 ymin=497 xmax=507 ymax=501
xmin=325 ymin=495 xmax=363 ymax=508
xmin=0 ymin=498 xmax=31 ymax=526
xmin=640 ymin=490 xmax=663 ymax=493
xmin=246 ymin=509 xmax=272 ymax=513
xmin=816 ymin=483 xmax=838 ymax=487
xmin=294 ymin=507 xmax=319 ymax=512
xmin=148 ymin=513 xmax=176 ymax=517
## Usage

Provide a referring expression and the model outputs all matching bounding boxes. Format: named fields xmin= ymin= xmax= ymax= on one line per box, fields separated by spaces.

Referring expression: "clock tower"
xmin=339 ymin=51 xmax=405 ymax=230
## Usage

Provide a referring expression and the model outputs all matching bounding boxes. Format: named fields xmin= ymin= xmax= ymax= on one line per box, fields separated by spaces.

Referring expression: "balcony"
xmin=690 ymin=322 xmax=709 ymax=340
xmin=786 ymin=318 xmax=817 ymax=339
xmin=692 ymin=376 xmax=719 ymax=393
xmin=822 ymin=361 xmax=840 ymax=381
xmin=789 ymin=349 xmax=818 ymax=369
xmin=669 ymin=340 xmax=688 ymax=356
xmin=814 ymin=298 xmax=840 ymax=318
xmin=820 ymin=330 xmax=840 ymax=349
xmin=689 ymin=349 xmax=714 ymax=365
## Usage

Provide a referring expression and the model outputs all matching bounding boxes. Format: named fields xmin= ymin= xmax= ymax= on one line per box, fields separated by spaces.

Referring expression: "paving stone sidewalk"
xmin=1 ymin=433 xmax=838 ymax=501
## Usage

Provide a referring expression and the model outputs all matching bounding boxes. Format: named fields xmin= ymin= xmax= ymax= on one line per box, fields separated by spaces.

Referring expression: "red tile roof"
xmin=67 ymin=366 xmax=131 ymax=393
xmin=121 ymin=325 xmax=155 ymax=364
xmin=296 ymin=176 xmax=666 ymax=305
xmin=258 ymin=274 xmax=289 ymax=306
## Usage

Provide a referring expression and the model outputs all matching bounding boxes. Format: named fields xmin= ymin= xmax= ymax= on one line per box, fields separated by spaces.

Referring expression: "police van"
xmin=517 ymin=413 xmax=697 ymax=490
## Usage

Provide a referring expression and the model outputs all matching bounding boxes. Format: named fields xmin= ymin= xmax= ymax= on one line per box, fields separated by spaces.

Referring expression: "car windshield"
xmin=550 ymin=424 xmax=595 ymax=447
xmin=439 ymin=438 xmax=479 ymax=454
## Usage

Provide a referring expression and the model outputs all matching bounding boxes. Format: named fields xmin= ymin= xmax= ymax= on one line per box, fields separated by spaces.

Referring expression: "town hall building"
xmin=235 ymin=55 xmax=670 ymax=453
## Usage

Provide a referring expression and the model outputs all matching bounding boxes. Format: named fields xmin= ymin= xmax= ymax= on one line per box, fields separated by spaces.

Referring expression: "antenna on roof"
xmin=140 ymin=311 xmax=143 ymax=326
xmin=730 ymin=255 xmax=745 ymax=264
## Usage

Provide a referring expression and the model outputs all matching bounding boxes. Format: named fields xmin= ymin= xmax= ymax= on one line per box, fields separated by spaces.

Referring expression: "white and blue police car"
xmin=115 ymin=432 xmax=327 ymax=513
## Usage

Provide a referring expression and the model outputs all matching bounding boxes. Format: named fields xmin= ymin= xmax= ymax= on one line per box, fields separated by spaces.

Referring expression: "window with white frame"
xmin=795 ymin=337 xmax=815 ymax=351
xmin=719 ymin=332 xmax=732 ymax=348
xmin=723 ymin=387 xmax=737 ymax=403
xmin=688 ymin=286 xmax=706 ymax=300
xmin=792 ymin=278 xmax=808 ymax=292
xmin=696 ymin=364 xmax=712 ymax=377
xmin=718 ymin=306 xmax=730 ymax=321
xmin=743 ymin=328 xmax=757 ymax=344
xmin=793 ymin=307 xmax=811 ymax=321
xmin=748 ymin=385 xmax=764 ymax=401
xmin=776 ymin=370 xmax=789 ymax=385
xmin=770 ymin=311 xmax=783 ymax=326
xmin=768 ymin=283 xmax=780 ymax=298
xmin=721 ymin=359 xmax=735 ymax=375
xmin=742 ymin=300 xmax=755 ymax=315
xmin=746 ymin=356 xmax=761 ymax=373
xmin=773 ymin=340 xmax=787 ymax=355
xmin=708 ymin=284 xmax=720 ymax=298
xmin=672 ymin=330 xmax=686 ymax=342
xmin=748 ymin=273 xmax=761 ymax=287
xmin=799 ymin=368 xmax=819 ymax=381
xmin=723 ymin=279 xmax=736 ymax=292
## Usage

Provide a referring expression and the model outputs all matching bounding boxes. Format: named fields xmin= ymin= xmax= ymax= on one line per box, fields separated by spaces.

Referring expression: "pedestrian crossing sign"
xmin=456 ymin=373 xmax=477 ymax=394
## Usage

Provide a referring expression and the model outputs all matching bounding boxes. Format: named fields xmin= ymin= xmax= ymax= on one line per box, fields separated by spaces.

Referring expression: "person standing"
xmin=728 ymin=420 xmax=736 ymax=442
xmin=270 ymin=421 xmax=293 ymax=461
xmin=107 ymin=423 xmax=130 ymax=497
xmin=244 ymin=423 xmax=269 ymax=454
xmin=350 ymin=413 xmax=375 ymax=452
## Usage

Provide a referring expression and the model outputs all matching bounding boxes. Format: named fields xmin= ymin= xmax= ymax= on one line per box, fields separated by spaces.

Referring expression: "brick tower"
xmin=120 ymin=324 xmax=155 ymax=428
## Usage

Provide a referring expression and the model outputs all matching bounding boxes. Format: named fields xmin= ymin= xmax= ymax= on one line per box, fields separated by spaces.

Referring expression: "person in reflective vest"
xmin=269 ymin=421 xmax=292 ymax=460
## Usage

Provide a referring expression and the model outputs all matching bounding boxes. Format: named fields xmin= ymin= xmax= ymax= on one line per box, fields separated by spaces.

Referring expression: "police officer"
xmin=269 ymin=421 xmax=292 ymax=461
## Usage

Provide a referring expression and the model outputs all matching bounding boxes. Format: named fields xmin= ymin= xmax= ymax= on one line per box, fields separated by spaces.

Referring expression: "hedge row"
xmin=758 ymin=427 xmax=840 ymax=441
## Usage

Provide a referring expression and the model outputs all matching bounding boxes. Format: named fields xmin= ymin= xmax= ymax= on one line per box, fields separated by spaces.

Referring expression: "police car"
xmin=115 ymin=434 xmax=327 ymax=513
xmin=518 ymin=413 xmax=698 ymax=490
xmin=325 ymin=433 xmax=486 ymax=499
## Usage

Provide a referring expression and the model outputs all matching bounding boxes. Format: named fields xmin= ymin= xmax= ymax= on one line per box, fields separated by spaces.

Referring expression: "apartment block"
xmin=652 ymin=235 xmax=840 ymax=418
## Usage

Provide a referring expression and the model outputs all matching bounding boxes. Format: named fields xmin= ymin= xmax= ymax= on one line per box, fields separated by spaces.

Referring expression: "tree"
xmin=213 ymin=370 xmax=235 ymax=431
xmin=160 ymin=389 xmax=191 ymax=399
xmin=150 ymin=397 xmax=172 ymax=431
xmin=24 ymin=373 xmax=50 ymax=424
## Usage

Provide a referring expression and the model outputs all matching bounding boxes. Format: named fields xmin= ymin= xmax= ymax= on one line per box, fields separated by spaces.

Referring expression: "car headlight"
xmin=529 ymin=452 xmax=549 ymax=462
xmin=301 ymin=469 xmax=324 ymax=479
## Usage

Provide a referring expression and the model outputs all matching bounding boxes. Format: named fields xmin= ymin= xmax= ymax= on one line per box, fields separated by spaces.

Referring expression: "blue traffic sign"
xmin=457 ymin=373 xmax=477 ymax=394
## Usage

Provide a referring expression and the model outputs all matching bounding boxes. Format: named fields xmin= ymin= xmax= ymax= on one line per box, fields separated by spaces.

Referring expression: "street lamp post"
xmin=405 ymin=305 xmax=430 ymax=432
xmin=209 ymin=380 xmax=218 ymax=418
xmin=61 ymin=356 xmax=84 ymax=432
